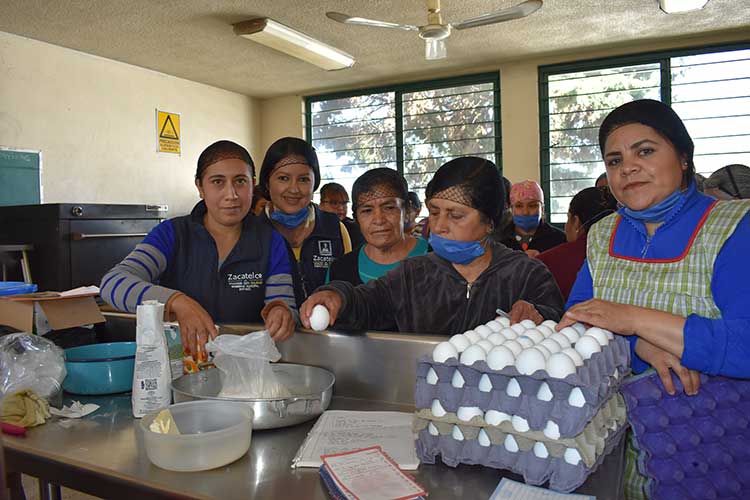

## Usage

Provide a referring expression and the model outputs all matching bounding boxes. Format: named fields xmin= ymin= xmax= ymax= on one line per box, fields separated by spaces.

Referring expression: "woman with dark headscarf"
xmin=557 ymin=100 xmax=750 ymax=499
xmin=299 ymin=157 xmax=564 ymax=334
xmin=258 ymin=137 xmax=352 ymax=305
xmin=537 ymin=186 xmax=617 ymax=300
xmin=327 ymin=169 xmax=429 ymax=285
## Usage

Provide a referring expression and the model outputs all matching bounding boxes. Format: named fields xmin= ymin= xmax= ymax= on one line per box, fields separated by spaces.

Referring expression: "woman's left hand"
xmin=264 ymin=305 xmax=295 ymax=342
xmin=510 ymin=300 xmax=544 ymax=325
xmin=558 ymin=298 xmax=637 ymax=335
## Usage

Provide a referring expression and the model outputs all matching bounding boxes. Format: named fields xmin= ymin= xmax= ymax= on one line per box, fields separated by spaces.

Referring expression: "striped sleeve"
xmin=99 ymin=219 xmax=179 ymax=313
xmin=265 ymin=230 xmax=298 ymax=317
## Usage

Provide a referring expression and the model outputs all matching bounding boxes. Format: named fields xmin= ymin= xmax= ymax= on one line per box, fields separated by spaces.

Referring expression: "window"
xmin=540 ymin=43 xmax=750 ymax=223
xmin=306 ymin=73 xmax=500 ymax=213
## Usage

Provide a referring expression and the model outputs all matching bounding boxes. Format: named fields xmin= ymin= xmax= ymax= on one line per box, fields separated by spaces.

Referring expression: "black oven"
xmin=0 ymin=203 xmax=167 ymax=291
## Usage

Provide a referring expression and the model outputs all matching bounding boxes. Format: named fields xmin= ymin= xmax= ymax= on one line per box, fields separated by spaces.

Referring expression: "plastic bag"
xmin=206 ymin=331 xmax=291 ymax=399
xmin=0 ymin=333 xmax=66 ymax=403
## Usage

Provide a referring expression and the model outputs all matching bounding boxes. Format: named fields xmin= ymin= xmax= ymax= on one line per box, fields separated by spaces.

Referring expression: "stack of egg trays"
xmin=621 ymin=370 xmax=750 ymax=500
xmin=414 ymin=394 xmax=628 ymax=492
xmin=414 ymin=336 xmax=631 ymax=437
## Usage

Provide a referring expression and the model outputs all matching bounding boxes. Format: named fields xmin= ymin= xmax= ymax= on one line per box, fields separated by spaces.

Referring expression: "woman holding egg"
xmin=300 ymin=156 xmax=565 ymax=334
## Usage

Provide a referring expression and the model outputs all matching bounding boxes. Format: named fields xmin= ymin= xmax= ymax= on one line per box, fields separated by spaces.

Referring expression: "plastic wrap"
xmin=0 ymin=333 xmax=66 ymax=403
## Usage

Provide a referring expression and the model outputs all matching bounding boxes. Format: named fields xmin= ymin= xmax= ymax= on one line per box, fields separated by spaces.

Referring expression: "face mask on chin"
xmin=270 ymin=205 xmax=310 ymax=228
xmin=428 ymin=233 xmax=486 ymax=265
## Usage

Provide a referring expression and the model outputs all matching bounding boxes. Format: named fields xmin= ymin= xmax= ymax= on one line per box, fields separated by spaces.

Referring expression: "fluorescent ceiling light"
xmin=233 ymin=18 xmax=355 ymax=71
xmin=659 ymin=0 xmax=710 ymax=14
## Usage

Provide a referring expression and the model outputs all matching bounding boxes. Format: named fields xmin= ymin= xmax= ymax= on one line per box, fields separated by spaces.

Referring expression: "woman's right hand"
xmin=635 ymin=338 xmax=700 ymax=396
xmin=170 ymin=294 xmax=218 ymax=361
xmin=300 ymin=291 xmax=343 ymax=329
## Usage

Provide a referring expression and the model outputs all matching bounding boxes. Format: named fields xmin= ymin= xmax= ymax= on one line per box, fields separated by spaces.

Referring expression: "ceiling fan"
xmin=326 ymin=0 xmax=543 ymax=60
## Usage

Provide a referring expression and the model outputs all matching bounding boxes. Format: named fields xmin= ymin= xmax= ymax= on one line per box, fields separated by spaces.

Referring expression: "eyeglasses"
xmin=321 ymin=199 xmax=349 ymax=207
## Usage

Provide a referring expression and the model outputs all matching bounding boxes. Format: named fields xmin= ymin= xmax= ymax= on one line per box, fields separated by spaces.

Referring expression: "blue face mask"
xmin=513 ymin=213 xmax=541 ymax=231
xmin=429 ymin=233 xmax=486 ymax=265
xmin=270 ymin=206 xmax=309 ymax=228
xmin=622 ymin=182 xmax=693 ymax=223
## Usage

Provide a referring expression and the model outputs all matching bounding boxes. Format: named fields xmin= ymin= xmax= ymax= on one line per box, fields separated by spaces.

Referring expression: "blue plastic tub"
xmin=63 ymin=342 xmax=137 ymax=395
xmin=0 ymin=281 xmax=37 ymax=296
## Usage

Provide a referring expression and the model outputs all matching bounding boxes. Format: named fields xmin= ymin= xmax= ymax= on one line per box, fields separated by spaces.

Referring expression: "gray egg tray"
xmin=414 ymin=393 xmax=629 ymax=492
xmin=415 ymin=336 xmax=630 ymax=438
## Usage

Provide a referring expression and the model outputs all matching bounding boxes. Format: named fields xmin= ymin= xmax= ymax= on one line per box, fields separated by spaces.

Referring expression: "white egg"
xmin=510 ymin=323 xmax=527 ymax=334
xmin=506 ymin=378 xmax=522 ymax=397
xmin=456 ymin=406 xmax=483 ymax=422
xmin=486 ymin=345 xmax=516 ymax=370
xmin=452 ymin=425 xmax=464 ymax=441
xmin=575 ymin=336 xmax=602 ymax=360
xmin=536 ymin=325 xmax=554 ymax=337
xmin=568 ymin=387 xmax=586 ymax=408
xmin=487 ymin=333 xmax=506 ymax=346
xmin=476 ymin=339 xmax=494 ymax=353
xmin=533 ymin=442 xmax=550 ymax=459
xmin=515 ymin=348 xmax=546 ymax=375
xmin=534 ymin=344 xmax=551 ymax=360
xmin=558 ymin=327 xmax=580 ymax=345
xmin=584 ymin=327 xmax=610 ymax=347
xmin=516 ymin=336 xmax=534 ymax=349
xmin=464 ymin=330 xmax=481 ymax=343
xmin=499 ymin=328 xmax=518 ymax=341
xmin=485 ymin=410 xmax=511 ymax=426
xmin=541 ymin=319 xmax=558 ymax=330
xmin=451 ymin=369 xmax=465 ymax=388
xmin=543 ymin=420 xmax=561 ymax=440
xmin=486 ymin=320 xmax=503 ymax=333
xmin=502 ymin=339 xmax=523 ymax=357
xmin=520 ymin=319 xmax=537 ymax=329
xmin=539 ymin=338 xmax=562 ymax=354
xmin=564 ymin=448 xmax=582 ymax=465
xmin=475 ymin=325 xmax=493 ymax=339
xmin=536 ymin=382 xmax=554 ymax=401
xmin=571 ymin=322 xmax=587 ymax=336
xmin=511 ymin=415 xmax=530 ymax=432
xmin=431 ymin=399 xmax=447 ymax=417
xmin=477 ymin=428 xmax=492 ymax=447
xmin=504 ymin=434 xmax=519 ymax=453
xmin=496 ymin=316 xmax=511 ymax=328
xmin=460 ymin=344 xmax=487 ymax=366
xmin=428 ymin=422 xmax=440 ymax=436
xmin=426 ymin=367 xmax=439 ymax=385
xmin=478 ymin=374 xmax=493 ymax=392
xmin=562 ymin=347 xmax=584 ymax=367
xmin=549 ymin=332 xmax=572 ymax=349
xmin=309 ymin=304 xmax=331 ymax=331
xmin=546 ymin=352 xmax=577 ymax=379
xmin=523 ymin=329 xmax=545 ymax=344
xmin=448 ymin=334 xmax=471 ymax=353
xmin=433 ymin=341 xmax=459 ymax=363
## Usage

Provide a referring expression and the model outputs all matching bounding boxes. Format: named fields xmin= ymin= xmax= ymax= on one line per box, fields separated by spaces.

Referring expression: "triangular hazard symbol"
xmin=160 ymin=115 xmax=179 ymax=140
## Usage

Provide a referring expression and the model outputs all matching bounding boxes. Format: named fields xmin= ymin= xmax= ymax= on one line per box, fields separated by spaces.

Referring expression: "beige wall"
xmin=0 ymin=31 xmax=260 ymax=217
xmin=258 ymin=30 xmax=748 ymax=184
xmin=259 ymin=96 xmax=305 ymax=158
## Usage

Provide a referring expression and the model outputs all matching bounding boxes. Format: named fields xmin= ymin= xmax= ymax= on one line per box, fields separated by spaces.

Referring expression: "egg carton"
xmin=621 ymin=370 xmax=750 ymax=500
xmin=414 ymin=395 xmax=628 ymax=492
xmin=415 ymin=336 xmax=630 ymax=438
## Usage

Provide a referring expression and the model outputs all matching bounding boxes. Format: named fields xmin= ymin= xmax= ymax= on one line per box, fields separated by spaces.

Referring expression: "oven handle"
xmin=72 ymin=232 xmax=148 ymax=241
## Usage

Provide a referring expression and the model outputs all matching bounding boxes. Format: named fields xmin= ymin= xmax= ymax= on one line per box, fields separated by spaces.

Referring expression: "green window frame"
xmin=539 ymin=41 xmax=750 ymax=224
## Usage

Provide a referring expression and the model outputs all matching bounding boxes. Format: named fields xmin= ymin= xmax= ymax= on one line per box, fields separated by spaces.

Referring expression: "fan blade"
xmin=326 ymin=12 xmax=419 ymax=31
xmin=451 ymin=0 xmax=542 ymax=30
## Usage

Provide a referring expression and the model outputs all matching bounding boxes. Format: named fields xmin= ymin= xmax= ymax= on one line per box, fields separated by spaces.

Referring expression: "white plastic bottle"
xmin=132 ymin=300 xmax=171 ymax=418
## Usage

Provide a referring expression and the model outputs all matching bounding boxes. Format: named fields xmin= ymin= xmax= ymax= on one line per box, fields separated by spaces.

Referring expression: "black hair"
xmin=595 ymin=172 xmax=608 ymax=187
xmin=426 ymin=157 xmax=504 ymax=227
xmin=351 ymin=168 xmax=408 ymax=215
xmin=569 ymin=186 xmax=618 ymax=233
xmin=195 ymin=140 xmax=254 ymax=182
xmin=502 ymin=177 xmax=512 ymax=210
xmin=598 ymin=99 xmax=695 ymax=184
xmin=320 ymin=182 xmax=349 ymax=201
xmin=407 ymin=191 xmax=422 ymax=211
xmin=258 ymin=137 xmax=321 ymax=198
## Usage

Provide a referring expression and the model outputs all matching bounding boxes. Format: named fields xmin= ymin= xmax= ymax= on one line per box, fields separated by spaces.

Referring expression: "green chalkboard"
xmin=0 ymin=149 xmax=41 ymax=206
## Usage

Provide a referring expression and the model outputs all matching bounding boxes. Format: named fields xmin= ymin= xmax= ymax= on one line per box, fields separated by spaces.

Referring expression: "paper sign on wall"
xmin=156 ymin=110 xmax=180 ymax=154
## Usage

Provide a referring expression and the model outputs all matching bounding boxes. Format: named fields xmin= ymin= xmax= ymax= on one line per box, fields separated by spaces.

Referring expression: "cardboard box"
xmin=0 ymin=293 xmax=104 ymax=333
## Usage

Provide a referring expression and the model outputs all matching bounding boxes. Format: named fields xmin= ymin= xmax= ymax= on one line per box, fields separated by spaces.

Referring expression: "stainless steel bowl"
xmin=171 ymin=363 xmax=334 ymax=430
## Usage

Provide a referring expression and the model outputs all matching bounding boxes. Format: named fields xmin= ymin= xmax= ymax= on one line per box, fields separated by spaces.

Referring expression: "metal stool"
xmin=0 ymin=244 xmax=33 ymax=284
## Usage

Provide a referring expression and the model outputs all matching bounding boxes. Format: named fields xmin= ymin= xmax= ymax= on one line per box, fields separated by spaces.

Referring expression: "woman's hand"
xmin=170 ymin=294 xmax=218 ymax=361
xmin=300 ymin=291 xmax=343 ymax=329
xmin=558 ymin=298 xmax=637 ymax=334
xmin=510 ymin=300 xmax=544 ymax=325
xmin=525 ymin=249 xmax=540 ymax=258
xmin=635 ymin=338 xmax=700 ymax=396
xmin=264 ymin=305 xmax=295 ymax=342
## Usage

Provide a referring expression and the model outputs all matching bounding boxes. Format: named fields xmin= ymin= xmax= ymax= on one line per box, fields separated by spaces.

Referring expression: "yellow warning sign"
xmin=157 ymin=110 xmax=180 ymax=154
